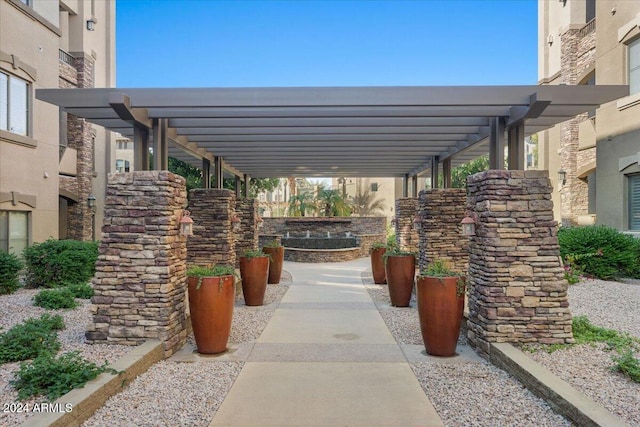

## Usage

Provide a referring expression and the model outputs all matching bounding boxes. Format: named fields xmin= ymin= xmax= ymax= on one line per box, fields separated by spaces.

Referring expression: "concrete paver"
xmin=209 ymin=259 xmax=444 ymax=427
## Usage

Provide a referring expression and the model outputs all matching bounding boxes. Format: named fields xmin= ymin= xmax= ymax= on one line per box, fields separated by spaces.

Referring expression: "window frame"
xmin=0 ymin=210 xmax=30 ymax=255
xmin=630 ymin=37 xmax=640 ymax=95
xmin=629 ymin=174 xmax=640 ymax=231
xmin=0 ymin=70 xmax=30 ymax=137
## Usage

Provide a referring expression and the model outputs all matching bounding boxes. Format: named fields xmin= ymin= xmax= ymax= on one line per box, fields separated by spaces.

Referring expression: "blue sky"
xmin=116 ymin=0 xmax=538 ymax=88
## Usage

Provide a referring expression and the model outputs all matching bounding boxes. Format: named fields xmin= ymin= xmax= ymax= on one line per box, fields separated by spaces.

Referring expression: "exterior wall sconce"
xmin=179 ymin=210 xmax=194 ymax=237
xmin=87 ymin=195 xmax=96 ymax=213
xmin=86 ymin=17 xmax=97 ymax=31
xmin=413 ymin=215 xmax=422 ymax=231
xmin=390 ymin=217 xmax=397 ymax=226
xmin=547 ymin=34 xmax=554 ymax=46
xmin=232 ymin=214 xmax=241 ymax=231
xmin=460 ymin=214 xmax=477 ymax=236
xmin=557 ymin=169 xmax=567 ymax=186
xmin=256 ymin=216 xmax=264 ymax=228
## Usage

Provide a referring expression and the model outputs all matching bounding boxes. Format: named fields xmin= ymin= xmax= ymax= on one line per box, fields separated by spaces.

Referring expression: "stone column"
xmin=86 ymin=171 xmax=188 ymax=357
xmin=418 ymin=189 xmax=468 ymax=273
xmin=235 ymin=198 xmax=259 ymax=265
xmin=187 ymin=189 xmax=236 ymax=268
xmin=394 ymin=198 xmax=419 ymax=253
xmin=466 ymin=170 xmax=573 ymax=359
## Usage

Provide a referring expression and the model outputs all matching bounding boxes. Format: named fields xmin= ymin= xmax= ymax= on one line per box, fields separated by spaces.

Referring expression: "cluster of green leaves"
xmin=33 ymin=288 xmax=78 ymax=310
xmin=573 ymin=316 xmax=640 ymax=383
xmin=242 ymin=249 xmax=268 ymax=259
xmin=11 ymin=351 xmax=115 ymax=401
xmin=263 ymin=240 xmax=283 ymax=248
xmin=0 ymin=251 xmax=23 ymax=295
xmin=530 ymin=316 xmax=640 ymax=384
xmin=419 ymin=259 xmax=459 ymax=277
xmin=0 ymin=314 xmax=64 ymax=364
xmin=187 ymin=265 xmax=236 ymax=278
xmin=23 ymin=239 xmax=98 ymax=288
xmin=370 ymin=241 xmax=387 ymax=251
xmin=558 ymin=226 xmax=640 ymax=280
xmin=65 ymin=282 xmax=94 ymax=299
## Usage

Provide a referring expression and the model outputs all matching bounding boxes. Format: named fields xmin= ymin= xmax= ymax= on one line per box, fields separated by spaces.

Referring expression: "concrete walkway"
xmin=209 ymin=258 xmax=444 ymax=427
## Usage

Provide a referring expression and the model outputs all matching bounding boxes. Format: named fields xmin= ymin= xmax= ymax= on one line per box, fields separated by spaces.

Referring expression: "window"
xmin=0 ymin=211 xmax=29 ymax=255
xmin=115 ymin=159 xmax=130 ymax=173
xmin=631 ymin=38 xmax=640 ymax=95
xmin=117 ymin=140 xmax=132 ymax=150
xmin=0 ymin=71 xmax=29 ymax=136
xmin=629 ymin=174 xmax=640 ymax=230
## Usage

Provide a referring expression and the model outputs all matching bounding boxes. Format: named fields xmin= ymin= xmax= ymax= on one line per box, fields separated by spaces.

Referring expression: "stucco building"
xmin=0 ymin=0 xmax=115 ymax=253
xmin=538 ymin=0 xmax=640 ymax=232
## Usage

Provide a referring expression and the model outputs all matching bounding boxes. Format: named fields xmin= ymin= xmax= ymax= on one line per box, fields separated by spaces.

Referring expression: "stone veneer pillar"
xmin=466 ymin=170 xmax=573 ymax=359
xmin=86 ymin=171 xmax=188 ymax=356
xmin=187 ymin=189 xmax=236 ymax=268
xmin=394 ymin=198 xmax=419 ymax=252
xmin=418 ymin=189 xmax=468 ymax=273
xmin=235 ymin=198 xmax=259 ymax=266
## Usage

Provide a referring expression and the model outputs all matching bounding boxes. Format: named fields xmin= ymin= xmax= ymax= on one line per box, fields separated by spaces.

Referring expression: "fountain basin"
xmin=281 ymin=237 xmax=357 ymax=250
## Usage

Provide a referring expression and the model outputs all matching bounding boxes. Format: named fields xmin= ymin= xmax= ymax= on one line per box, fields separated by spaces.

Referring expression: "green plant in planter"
xmin=382 ymin=245 xmax=416 ymax=260
xmin=242 ymin=249 xmax=269 ymax=259
xmin=419 ymin=259 xmax=466 ymax=297
xmin=370 ymin=241 xmax=387 ymax=252
xmin=263 ymin=240 xmax=283 ymax=248
xmin=187 ymin=265 xmax=236 ymax=290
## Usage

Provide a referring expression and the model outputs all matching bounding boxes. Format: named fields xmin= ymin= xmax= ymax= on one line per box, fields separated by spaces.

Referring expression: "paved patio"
xmin=206 ymin=258 xmax=445 ymax=427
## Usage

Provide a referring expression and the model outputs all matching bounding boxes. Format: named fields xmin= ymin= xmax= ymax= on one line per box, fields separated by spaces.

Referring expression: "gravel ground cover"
xmin=83 ymin=279 xmax=290 ymax=427
xmin=523 ymin=278 xmax=640 ymax=426
xmin=363 ymin=279 xmax=571 ymax=427
xmin=0 ymin=289 xmax=131 ymax=427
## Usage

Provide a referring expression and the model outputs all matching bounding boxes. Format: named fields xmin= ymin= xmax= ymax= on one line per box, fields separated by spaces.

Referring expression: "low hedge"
xmin=558 ymin=225 xmax=640 ymax=280
xmin=0 ymin=251 xmax=23 ymax=295
xmin=22 ymin=239 xmax=98 ymax=288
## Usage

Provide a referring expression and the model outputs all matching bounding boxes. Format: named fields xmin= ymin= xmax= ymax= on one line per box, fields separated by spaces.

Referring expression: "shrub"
xmin=558 ymin=226 xmax=640 ymax=280
xmin=23 ymin=239 xmax=98 ymax=288
xmin=0 ymin=314 xmax=64 ymax=364
xmin=65 ymin=282 xmax=94 ymax=299
xmin=0 ymin=251 xmax=23 ymax=295
xmin=11 ymin=351 xmax=114 ymax=401
xmin=33 ymin=288 xmax=78 ymax=310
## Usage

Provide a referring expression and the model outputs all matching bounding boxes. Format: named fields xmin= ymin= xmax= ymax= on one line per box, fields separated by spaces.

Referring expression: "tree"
xmin=167 ymin=157 xmax=202 ymax=195
xmin=288 ymin=192 xmax=317 ymax=217
xmin=221 ymin=177 xmax=280 ymax=198
xmin=316 ymin=188 xmax=352 ymax=217
xmin=351 ymin=178 xmax=386 ymax=216
xmin=449 ymin=155 xmax=490 ymax=188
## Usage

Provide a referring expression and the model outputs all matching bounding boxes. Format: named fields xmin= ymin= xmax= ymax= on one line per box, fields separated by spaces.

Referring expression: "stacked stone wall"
xmin=465 ymin=170 xmax=573 ymax=359
xmin=235 ymin=198 xmax=258 ymax=264
xmin=395 ymin=198 xmax=419 ymax=253
xmin=86 ymin=172 xmax=188 ymax=356
xmin=261 ymin=216 xmax=386 ymax=237
xmin=187 ymin=189 xmax=236 ymax=268
xmin=284 ymin=247 xmax=361 ymax=263
xmin=418 ymin=189 xmax=468 ymax=273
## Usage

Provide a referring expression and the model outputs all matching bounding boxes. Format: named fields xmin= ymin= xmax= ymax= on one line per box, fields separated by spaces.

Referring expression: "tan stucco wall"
xmin=1 ymin=0 xmax=62 ymax=243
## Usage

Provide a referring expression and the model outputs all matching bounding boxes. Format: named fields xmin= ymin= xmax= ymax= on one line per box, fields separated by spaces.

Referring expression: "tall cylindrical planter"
xmin=370 ymin=247 xmax=387 ymax=284
xmin=416 ymin=276 xmax=465 ymax=357
xmin=263 ymin=246 xmax=284 ymax=284
xmin=188 ymin=275 xmax=235 ymax=354
xmin=239 ymin=256 xmax=269 ymax=306
xmin=385 ymin=255 xmax=415 ymax=307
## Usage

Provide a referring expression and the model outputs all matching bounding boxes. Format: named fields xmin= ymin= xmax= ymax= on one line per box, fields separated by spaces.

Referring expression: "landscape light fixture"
xmin=557 ymin=169 xmax=567 ymax=186
xmin=413 ymin=215 xmax=422 ymax=232
xmin=179 ymin=210 xmax=194 ymax=237
xmin=460 ymin=214 xmax=477 ymax=237
xmin=232 ymin=215 xmax=241 ymax=231
xmin=86 ymin=17 xmax=97 ymax=31
xmin=87 ymin=195 xmax=96 ymax=213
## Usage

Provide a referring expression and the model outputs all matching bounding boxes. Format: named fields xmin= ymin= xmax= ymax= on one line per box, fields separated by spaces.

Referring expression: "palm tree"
xmin=317 ymin=188 xmax=352 ymax=217
xmin=351 ymin=178 xmax=386 ymax=216
xmin=288 ymin=192 xmax=317 ymax=217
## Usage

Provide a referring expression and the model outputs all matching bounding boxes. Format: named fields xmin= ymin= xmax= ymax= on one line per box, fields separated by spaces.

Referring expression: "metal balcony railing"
xmin=58 ymin=49 xmax=75 ymax=66
xmin=578 ymin=18 xmax=596 ymax=37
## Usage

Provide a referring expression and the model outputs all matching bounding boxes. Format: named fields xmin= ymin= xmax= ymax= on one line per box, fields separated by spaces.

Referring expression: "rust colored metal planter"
xmin=187 ymin=275 xmax=235 ymax=354
xmin=416 ymin=276 xmax=465 ymax=357
xmin=262 ymin=246 xmax=284 ymax=284
xmin=385 ymin=255 xmax=415 ymax=307
xmin=239 ymin=256 xmax=269 ymax=306
xmin=370 ymin=247 xmax=387 ymax=284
